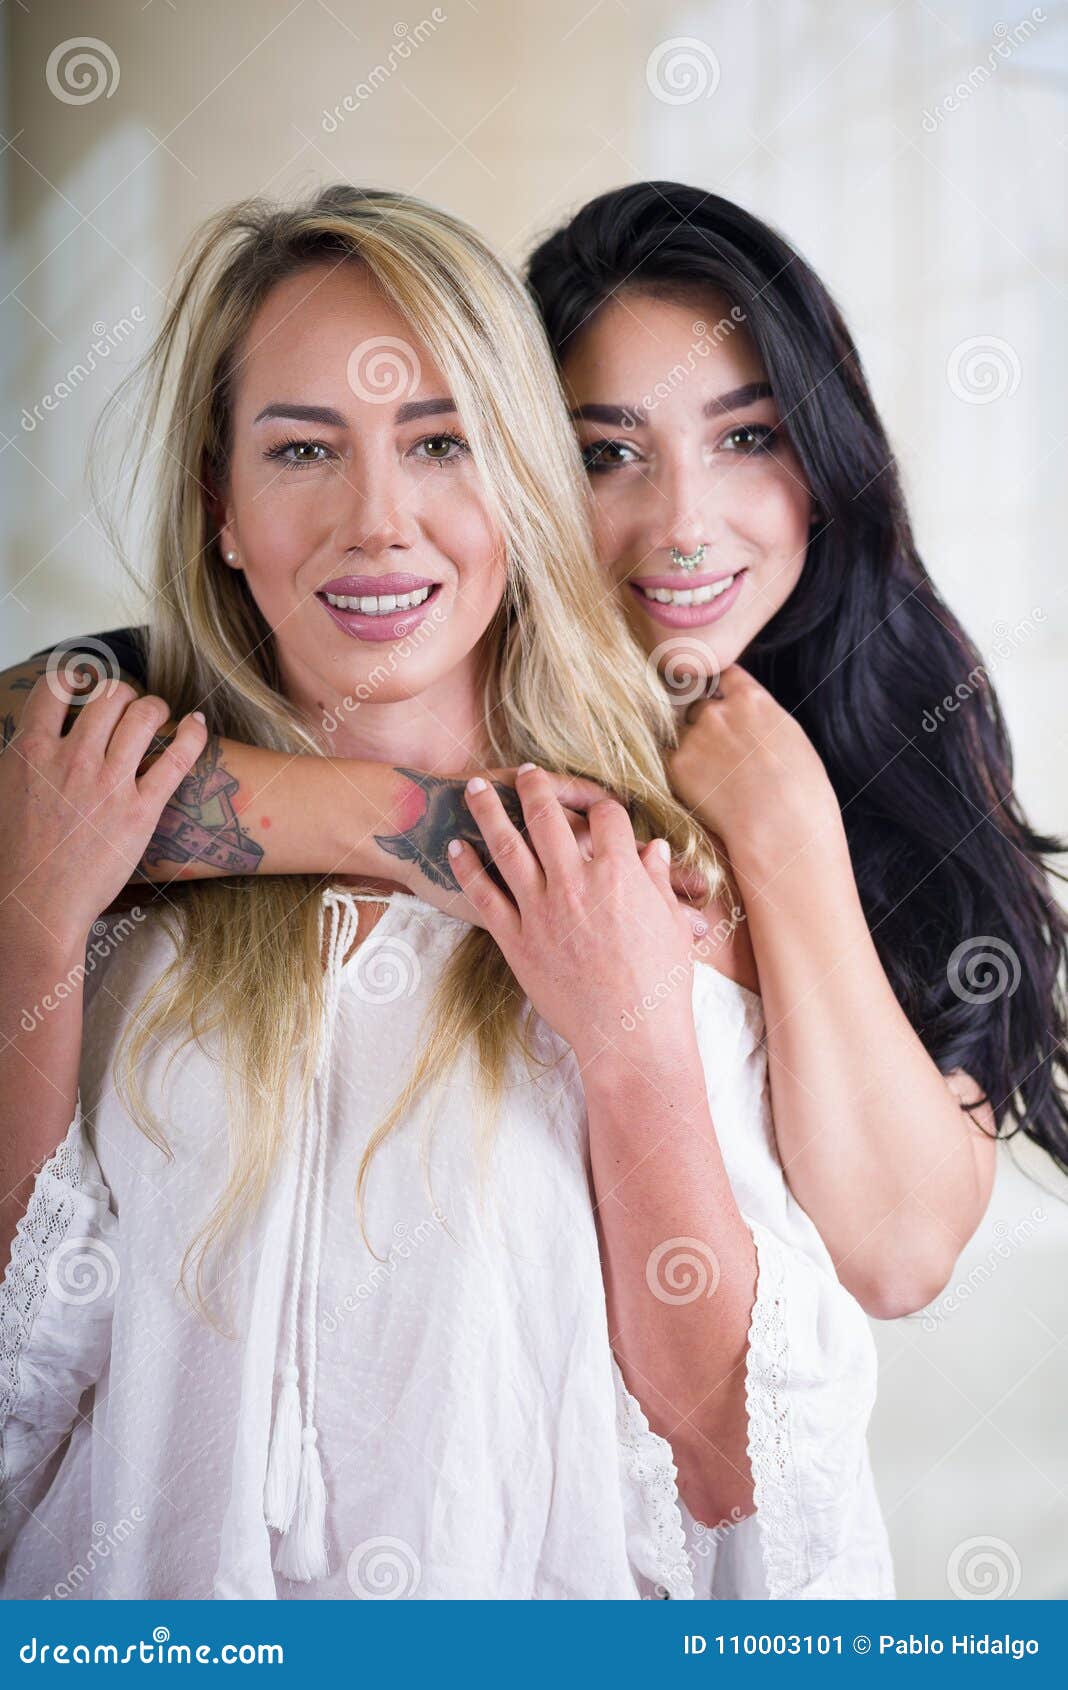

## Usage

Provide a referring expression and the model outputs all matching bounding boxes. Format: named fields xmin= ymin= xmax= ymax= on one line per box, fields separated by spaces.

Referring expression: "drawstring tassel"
xmin=264 ymin=1363 xmax=302 ymax=1530
xmin=272 ymin=1426 xmax=329 ymax=1581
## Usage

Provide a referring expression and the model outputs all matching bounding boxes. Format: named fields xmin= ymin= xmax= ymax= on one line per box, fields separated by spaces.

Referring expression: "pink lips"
xmin=628 ymin=568 xmax=746 ymax=630
xmin=631 ymin=570 xmax=737 ymax=591
xmin=316 ymin=573 xmax=445 ymax=643
xmin=318 ymin=572 xmax=440 ymax=596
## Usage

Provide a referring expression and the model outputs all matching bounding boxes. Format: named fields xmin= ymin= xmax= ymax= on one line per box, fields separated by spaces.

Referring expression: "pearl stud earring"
xmin=224 ymin=549 xmax=237 ymax=562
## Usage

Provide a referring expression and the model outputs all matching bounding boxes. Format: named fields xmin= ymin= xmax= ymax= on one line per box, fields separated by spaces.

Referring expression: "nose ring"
xmin=669 ymin=544 xmax=706 ymax=572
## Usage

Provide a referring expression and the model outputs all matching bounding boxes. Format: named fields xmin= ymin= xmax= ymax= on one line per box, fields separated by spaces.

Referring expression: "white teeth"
xmin=323 ymin=585 xmax=433 ymax=614
xmin=637 ymin=576 xmax=736 ymax=607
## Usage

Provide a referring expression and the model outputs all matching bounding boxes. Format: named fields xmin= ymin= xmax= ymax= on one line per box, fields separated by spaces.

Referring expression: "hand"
xmin=0 ymin=669 xmax=208 ymax=950
xmin=666 ymin=665 xmax=840 ymax=869
xmin=444 ymin=764 xmax=701 ymax=1066
xmin=376 ymin=764 xmax=710 ymax=928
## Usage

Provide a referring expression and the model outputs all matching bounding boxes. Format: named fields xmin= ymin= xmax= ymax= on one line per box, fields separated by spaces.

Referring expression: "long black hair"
xmin=527 ymin=180 xmax=1068 ymax=1173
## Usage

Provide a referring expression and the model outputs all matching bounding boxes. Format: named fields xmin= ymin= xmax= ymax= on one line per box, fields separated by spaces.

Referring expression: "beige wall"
xmin=4 ymin=0 xmax=1066 ymax=1599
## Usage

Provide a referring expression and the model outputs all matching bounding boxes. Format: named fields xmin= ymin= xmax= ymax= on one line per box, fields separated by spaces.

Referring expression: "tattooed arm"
xmin=0 ymin=656 xmax=593 ymax=915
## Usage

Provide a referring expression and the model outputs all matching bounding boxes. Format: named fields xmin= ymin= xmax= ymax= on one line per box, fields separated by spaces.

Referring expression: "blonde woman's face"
xmin=561 ymin=290 xmax=813 ymax=679
xmin=219 ymin=262 xmax=507 ymax=720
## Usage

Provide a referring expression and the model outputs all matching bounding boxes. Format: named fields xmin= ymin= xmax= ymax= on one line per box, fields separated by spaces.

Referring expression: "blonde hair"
xmin=92 ymin=184 xmax=722 ymax=1329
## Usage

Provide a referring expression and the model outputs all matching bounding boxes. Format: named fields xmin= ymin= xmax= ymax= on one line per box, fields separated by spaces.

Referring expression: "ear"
xmin=206 ymin=466 xmax=240 ymax=570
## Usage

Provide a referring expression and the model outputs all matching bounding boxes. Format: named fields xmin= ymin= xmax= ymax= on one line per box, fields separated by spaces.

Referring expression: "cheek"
xmin=425 ymin=480 xmax=506 ymax=606
xmin=231 ymin=468 xmax=327 ymax=583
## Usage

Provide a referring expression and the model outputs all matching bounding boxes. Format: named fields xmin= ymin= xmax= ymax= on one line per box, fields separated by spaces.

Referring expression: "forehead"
xmin=562 ymin=288 xmax=766 ymax=397
xmin=232 ymin=261 xmax=443 ymax=409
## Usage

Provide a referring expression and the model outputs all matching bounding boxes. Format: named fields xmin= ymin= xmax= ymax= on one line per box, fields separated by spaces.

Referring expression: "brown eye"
xmin=580 ymin=439 xmax=640 ymax=473
xmin=720 ymin=424 xmax=774 ymax=454
xmin=411 ymin=432 xmax=470 ymax=465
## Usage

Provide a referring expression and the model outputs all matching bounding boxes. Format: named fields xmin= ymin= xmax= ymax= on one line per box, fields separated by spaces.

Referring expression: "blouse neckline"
xmin=320 ymin=884 xmax=764 ymax=1014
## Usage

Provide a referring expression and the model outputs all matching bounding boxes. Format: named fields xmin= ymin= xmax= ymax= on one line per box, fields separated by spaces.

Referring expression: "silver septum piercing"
xmin=669 ymin=544 xmax=706 ymax=572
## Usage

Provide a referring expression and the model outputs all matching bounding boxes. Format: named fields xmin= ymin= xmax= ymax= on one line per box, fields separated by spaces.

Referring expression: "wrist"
xmin=328 ymin=759 xmax=415 ymax=886
xmin=0 ymin=904 xmax=89 ymax=973
xmin=577 ymin=1020 xmax=704 ymax=1102
xmin=726 ymin=792 xmax=848 ymax=880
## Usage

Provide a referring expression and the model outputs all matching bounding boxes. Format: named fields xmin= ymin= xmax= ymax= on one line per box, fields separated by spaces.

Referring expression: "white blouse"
xmin=0 ymin=888 xmax=894 ymax=1601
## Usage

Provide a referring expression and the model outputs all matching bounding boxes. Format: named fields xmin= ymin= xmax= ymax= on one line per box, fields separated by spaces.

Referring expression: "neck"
xmin=291 ymin=648 xmax=495 ymax=775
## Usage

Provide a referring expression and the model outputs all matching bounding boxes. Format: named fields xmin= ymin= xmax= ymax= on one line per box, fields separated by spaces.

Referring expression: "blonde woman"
xmin=0 ymin=187 xmax=892 ymax=1599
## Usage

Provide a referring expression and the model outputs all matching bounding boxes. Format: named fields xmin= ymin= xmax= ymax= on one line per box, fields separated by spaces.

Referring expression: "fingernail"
xmin=192 ymin=710 xmax=206 ymax=723
xmin=447 ymin=839 xmax=464 ymax=858
xmin=517 ymin=762 xmax=537 ymax=774
xmin=466 ymin=777 xmax=487 ymax=794
xmin=655 ymin=838 xmax=671 ymax=862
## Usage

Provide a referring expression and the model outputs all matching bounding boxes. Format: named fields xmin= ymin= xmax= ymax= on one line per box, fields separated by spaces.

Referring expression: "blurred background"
xmin=2 ymin=0 xmax=1066 ymax=1599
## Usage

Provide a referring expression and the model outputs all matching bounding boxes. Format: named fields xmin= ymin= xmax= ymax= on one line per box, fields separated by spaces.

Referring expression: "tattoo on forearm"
xmin=375 ymin=766 xmax=526 ymax=893
xmin=136 ymin=730 xmax=265 ymax=876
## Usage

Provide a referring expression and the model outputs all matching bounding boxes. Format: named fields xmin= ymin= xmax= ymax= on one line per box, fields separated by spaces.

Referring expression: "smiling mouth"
xmin=631 ymin=573 xmax=742 ymax=606
xmin=316 ymin=583 xmax=442 ymax=617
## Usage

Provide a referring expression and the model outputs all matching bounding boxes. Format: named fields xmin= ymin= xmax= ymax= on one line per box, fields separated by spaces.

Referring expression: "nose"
xmin=334 ymin=458 xmax=416 ymax=558
xmin=644 ymin=452 xmax=712 ymax=560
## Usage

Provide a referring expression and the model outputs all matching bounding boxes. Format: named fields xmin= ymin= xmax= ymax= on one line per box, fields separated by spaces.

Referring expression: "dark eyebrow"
xmin=251 ymin=397 xmax=459 ymax=428
xmin=568 ymin=402 xmax=648 ymax=427
xmin=703 ymin=381 xmax=773 ymax=416
xmin=393 ymin=397 xmax=459 ymax=423
xmin=253 ymin=402 xmax=347 ymax=427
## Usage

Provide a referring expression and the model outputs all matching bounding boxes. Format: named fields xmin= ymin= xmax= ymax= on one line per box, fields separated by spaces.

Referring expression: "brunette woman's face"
xmin=561 ymin=290 xmax=813 ymax=678
xmin=218 ymin=261 xmax=506 ymax=723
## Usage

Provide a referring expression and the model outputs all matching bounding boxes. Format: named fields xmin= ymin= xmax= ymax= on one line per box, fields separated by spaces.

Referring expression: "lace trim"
xmin=0 ymin=1105 xmax=87 ymax=1497
xmin=614 ymin=1362 xmax=695 ymax=1600
xmin=744 ymin=1219 xmax=810 ymax=1597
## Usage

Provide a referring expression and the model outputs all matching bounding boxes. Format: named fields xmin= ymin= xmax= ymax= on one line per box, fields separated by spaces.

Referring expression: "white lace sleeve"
xmin=611 ymin=1356 xmax=696 ymax=1599
xmin=737 ymin=1217 xmax=892 ymax=1598
xmin=0 ymin=1097 xmax=118 ymax=1518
